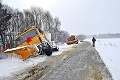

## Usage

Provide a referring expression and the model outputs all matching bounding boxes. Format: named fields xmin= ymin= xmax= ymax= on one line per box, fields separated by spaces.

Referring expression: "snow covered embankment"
xmin=87 ymin=38 xmax=120 ymax=80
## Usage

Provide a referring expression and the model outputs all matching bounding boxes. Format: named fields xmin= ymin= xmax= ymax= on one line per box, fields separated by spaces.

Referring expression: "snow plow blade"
xmin=4 ymin=45 xmax=39 ymax=60
xmin=66 ymin=39 xmax=78 ymax=45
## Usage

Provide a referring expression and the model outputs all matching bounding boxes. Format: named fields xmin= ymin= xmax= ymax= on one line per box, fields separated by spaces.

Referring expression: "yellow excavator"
xmin=4 ymin=26 xmax=59 ymax=60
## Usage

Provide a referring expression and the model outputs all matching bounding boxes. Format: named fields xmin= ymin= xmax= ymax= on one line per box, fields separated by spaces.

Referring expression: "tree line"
xmin=0 ymin=1 xmax=70 ymax=51
xmin=87 ymin=33 xmax=120 ymax=39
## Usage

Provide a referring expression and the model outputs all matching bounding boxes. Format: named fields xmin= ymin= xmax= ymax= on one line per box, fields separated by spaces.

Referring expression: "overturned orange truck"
xmin=66 ymin=35 xmax=78 ymax=45
xmin=4 ymin=26 xmax=59 ymax=60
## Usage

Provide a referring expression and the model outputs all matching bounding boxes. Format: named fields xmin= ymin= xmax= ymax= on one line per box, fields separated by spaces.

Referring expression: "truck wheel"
xmin=55 ymin=47 xmax=59 ymax=51
xmin=45 ymin=49 xmax=52 ymax=56
xmin=76 ymin=41 xmax=78 ymax=44
xmin=74 ymin=41 xmax=78 ymax=44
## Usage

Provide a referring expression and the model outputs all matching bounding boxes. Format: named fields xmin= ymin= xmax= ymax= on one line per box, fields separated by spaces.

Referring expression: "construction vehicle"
xmin=4 ymin=26 xmax=59 ymax=60
xmin=66 ymin=35 xmax=78 ymax=45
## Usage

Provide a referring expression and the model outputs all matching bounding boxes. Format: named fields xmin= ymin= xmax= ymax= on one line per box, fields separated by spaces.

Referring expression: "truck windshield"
xmin=15 ymin=29 xmax=37 ymax=47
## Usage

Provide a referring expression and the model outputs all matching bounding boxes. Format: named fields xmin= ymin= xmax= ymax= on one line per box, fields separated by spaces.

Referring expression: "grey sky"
xmin=3 ymin=0 xmax=120 ymax=35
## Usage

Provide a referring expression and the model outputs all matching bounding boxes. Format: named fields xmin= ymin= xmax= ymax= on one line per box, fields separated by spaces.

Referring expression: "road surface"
xmin=38 ymin=42 xmax=112 ymax=80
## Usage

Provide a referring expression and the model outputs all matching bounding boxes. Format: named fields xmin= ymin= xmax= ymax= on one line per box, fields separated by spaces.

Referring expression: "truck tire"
xmin=45 ymin=49 xmax=52 ymax=56
xmin=54 ymin=47 xmax=59 ymax=51
xmin=74 ymin=41 xmax=78 ymax=44
xmin=76 ymin=41 xmax=78 ymax=44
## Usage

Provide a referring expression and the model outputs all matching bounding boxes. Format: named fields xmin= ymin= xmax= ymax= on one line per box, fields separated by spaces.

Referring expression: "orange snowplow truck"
xmin=4 ymin=26 xmax=59 ymax=60
xmin=66 ymin=35 xmax=78 ymax=45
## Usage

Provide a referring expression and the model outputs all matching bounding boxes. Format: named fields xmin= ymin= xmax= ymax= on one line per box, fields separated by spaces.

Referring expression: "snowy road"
xmin=39 ymin=42 xmax=112 ymax=80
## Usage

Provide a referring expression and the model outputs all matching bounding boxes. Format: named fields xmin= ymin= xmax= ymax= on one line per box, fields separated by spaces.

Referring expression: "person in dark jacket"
xmin=92 ymin=37 xmax=96 ymax=47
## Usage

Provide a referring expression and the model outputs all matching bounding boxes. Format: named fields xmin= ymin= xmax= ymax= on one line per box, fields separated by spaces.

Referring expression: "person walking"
xmin=92 ymin=37 xmax=96 ymax=47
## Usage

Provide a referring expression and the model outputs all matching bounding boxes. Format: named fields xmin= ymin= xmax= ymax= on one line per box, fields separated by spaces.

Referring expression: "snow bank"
xmin=87 ymin=38 xmax=120 ymax=80
xmin=0 ymin=55 xmax=46 ymax=77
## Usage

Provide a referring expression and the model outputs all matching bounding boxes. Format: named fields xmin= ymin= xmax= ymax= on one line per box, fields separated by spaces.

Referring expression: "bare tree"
xmin=29 ymin=7 xmax=43 ymax=29
xmin=0 ymin=2 xmax=12 ymax=49
xmin=42 ymin=11 xmax=53 ymax=31
xmin=52 ymin=17 xmax=61 ymax=42
xmin=24 ymin=9 xmax=34 ymax=29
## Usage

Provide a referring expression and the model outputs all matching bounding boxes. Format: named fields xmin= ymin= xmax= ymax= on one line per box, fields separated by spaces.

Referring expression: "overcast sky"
xmin=2 ymin=0 xmax=120 ymax=35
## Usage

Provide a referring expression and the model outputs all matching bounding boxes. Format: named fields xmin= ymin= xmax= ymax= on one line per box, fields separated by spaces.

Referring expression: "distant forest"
xmin=87 ymin=33 xmax=120 ymax=39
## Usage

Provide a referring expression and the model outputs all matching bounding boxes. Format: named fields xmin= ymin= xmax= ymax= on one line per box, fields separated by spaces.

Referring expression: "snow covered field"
xmin=87 ymin=38 xmax=120 ymax=80
xmin=0 ymin=43 xmax=77 ymax=78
